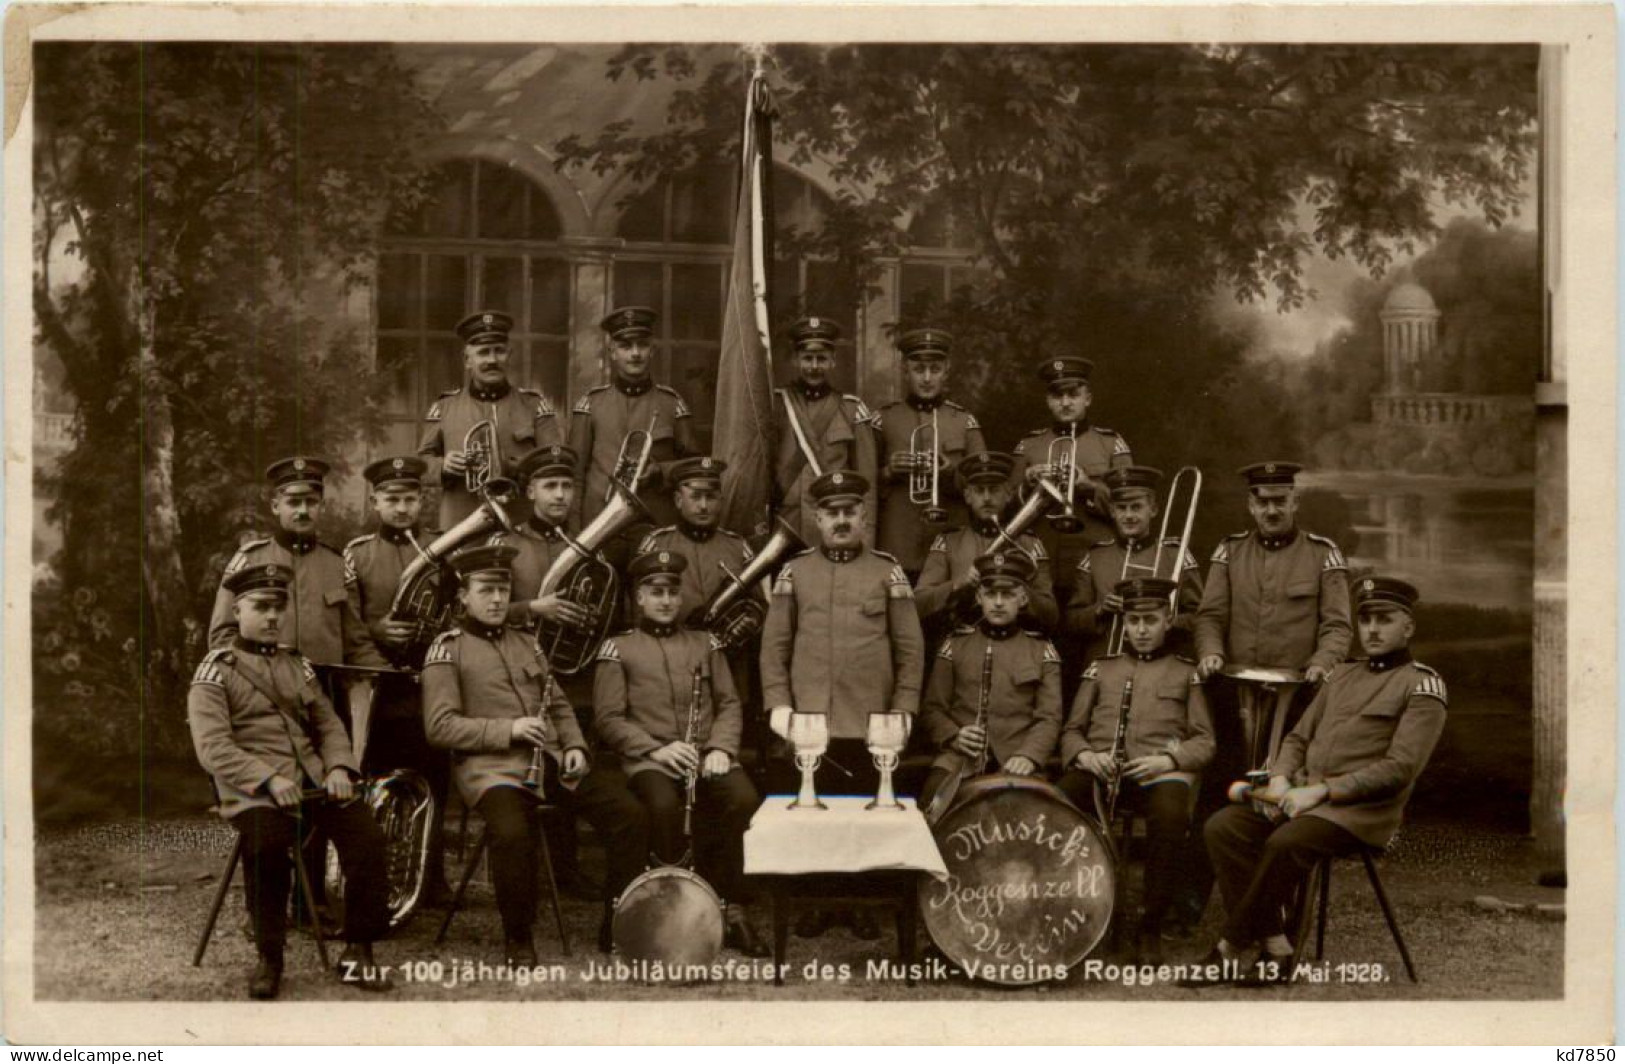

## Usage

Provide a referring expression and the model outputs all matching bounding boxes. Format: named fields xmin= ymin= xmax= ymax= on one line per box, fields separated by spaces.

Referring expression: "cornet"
xmin=608 ymin=413 xmax=658 ymax=502
xmin=1045 ymin=425 xmax=1084 ymax=533
xmin=906 ymin=411 xmax=948 ymax=524
xmin=463 ymin=419 xmax=500 ymax=494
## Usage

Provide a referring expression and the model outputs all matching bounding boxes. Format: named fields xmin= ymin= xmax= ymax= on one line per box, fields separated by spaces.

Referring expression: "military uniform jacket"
xmin=1009 ymin=422 xmax=1133 ymax=583
xmin=872 ymin=398 xmax=986 ymax=572
xmin=759 ymin=548 xmax=925 ymax=739
xmin=593 ymin=627 xmax=744 ymax=779
xmin=569 ymin=379 xmax=696 ymax=529
xmin=1067 ymin=537 xmax=1204 ymax=658
xmin=1193 ymin=529 xmax=1353 ymax=674
xmin=914 ymin=525 xmax=1060 ymax=633
xmin=638 ymin=524 xmax=763 ymax=627
xmin=417 ymin=381 xmax=562 ymax=528
xmin=1060 ymin=652 xmax=1215 ymax=778
xmin=208 ymin=533 xmax=359 ymax=667
xmin=502 ymin=517 xmax=581 ymax=629
xmin=187 ymin=642 xmax=358 ymax=818
xmin=771 ymin=385 xmax=879 ymax=545
xmin=919 ymin=624 xmax=1063 ymax=772
xmin=420 ymin=625 xmax=587 ymax=808
xmin=1272 ymin=654 xmax=1448 ymax=848
xmin=343 ymin=525 xmax=436 ymax=670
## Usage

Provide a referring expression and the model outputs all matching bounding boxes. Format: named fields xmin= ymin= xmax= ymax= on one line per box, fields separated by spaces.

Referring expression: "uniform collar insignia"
xmin=1258 ymin=528 xmax=1300 ymax=551
xmin=528 ymin=515 xmax=564 ymax=540
xmin=679 ymin=521 xmax=715 ymax=542
xmin=795 ymin=379 xmax=832 ymax=402
xmin=1117 ymin=534 xmax=1144 ymax=551
xmin=233 ymin=636 xmax=279 ymax=657
xmin=380 ymin=525 xmax=415 ymax=545
xmin=1367 ymin=647 xmax=1413 ymax=672
xmin=614 ymin=374 xmax=653 ymax=397
xmin=972 ymin=517 xmax=1002 ymax=537
xmin=906 ymin=393 xmax=945 ymax=412
xmin=1050 ymin=418 xmax=1089 ymax=436
xmin=978 ymin=619 xmax=1016 ymax=640
xmin=639 ymin=619 xmax=678 ymax=638
xmin=274 ymin=529 xmax=316 ymax=554
xmin=1132 ymin=645 xmax=1169 ymax=662
xmin=822 ymin=546 xmax=858 ymax=564
xmin=469 ymin=621 xmax=506 ymax=641
xmin=469 ymin=379 xmax=512 ymax=402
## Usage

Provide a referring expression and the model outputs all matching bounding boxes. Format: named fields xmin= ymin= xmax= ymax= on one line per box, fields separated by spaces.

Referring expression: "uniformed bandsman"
xmin=916 ymin=549 xmax=1063 ymax=811
xmin=1009 ymin=356 xmax=1135 ymax=586
xmin=1065 ymin=466 xmax=1203 ymax=663
xmin=914 ymin=450 xmax=1059 ymax=638
xmin=569 ymin=306 xmax=696 ymax=531
xmin=188 ymin=563 xmax=393 ymax=999
xmin=422 ymin=544 xmax=648 ymax=964
xmin=872 ymin=327 xmax=986 ymax=578
xmin=593 ymin=550 xmax=768 ymax=957
xmin=417 ymin=309 xmax=562 ymax=528
xmin=638 ymin=457 xmax=763 ymax=629
xmin=761 ymin=470 xmax=925 ymax=791
xmin=1187 ymin=577 xmax=1446 ymax=986
xmin=342 ymin=455 xmax=451 ymax=898
xmin=1056 ymin=577 xmax=1215 ymax=963
xmin=207 ymin=457 xmax=363 ymax=668
xmin=504 ymin=444 xmax=590 ymax=632
xmin=771 ymin=316 xmax=879 ymax=545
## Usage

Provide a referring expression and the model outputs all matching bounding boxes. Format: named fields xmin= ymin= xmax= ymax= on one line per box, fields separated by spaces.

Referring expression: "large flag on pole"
xmin=714 ymin=65 xmax=776 ymax=537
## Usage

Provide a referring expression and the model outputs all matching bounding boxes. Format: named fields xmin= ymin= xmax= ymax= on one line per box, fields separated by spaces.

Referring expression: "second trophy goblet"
xmin=865 ymin=712 xmax=908 ymax=811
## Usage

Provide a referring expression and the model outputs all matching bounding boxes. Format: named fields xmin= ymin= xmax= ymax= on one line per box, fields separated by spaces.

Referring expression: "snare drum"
xmin=611 ymin=866 xmax=724 ymax=973
xmin=919 ymin=774 xmax=1115 ymax=985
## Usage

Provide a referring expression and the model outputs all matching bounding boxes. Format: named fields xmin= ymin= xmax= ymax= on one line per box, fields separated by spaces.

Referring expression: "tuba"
xmin=385 ymin=481 xmax=519 ymax=666
xmin=463 ymin=419 xmax=501 ymax=494
xmin=535 ymin=481 xmax=651 ymax=675
xmin=689 ymin=515 xmax=806 ymax=651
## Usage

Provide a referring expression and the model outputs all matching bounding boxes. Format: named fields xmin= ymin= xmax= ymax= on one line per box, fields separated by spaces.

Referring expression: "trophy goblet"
xmin=865 ymin=713 xmax=908 ymax=811
xmin=786 ymin=711 xmax=829 ymax=811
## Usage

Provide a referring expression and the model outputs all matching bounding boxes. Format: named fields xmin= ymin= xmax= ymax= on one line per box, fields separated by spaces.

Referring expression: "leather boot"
xmin=248 ymin=952 xmax=283 ymax=1000
xmin=723 ymin=903 xmax=769 ymax=958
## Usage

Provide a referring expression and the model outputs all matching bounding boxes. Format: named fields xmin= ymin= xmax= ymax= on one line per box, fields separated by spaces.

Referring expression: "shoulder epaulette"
xmin=872 ymin=549 xmax=901 ymax=564
xmin=424 ymin=629 xmax=460 ymax=666
xmin=655 ymin=384 xmax=693 ymax=417
xmin=883 ymin=561 xmax=913 ymax=599
xmin=771 ymin=557 xmax=801 ymax=596
xmin=719 ymin=528 xmax=745 ymax=540
xmin=1076 ymin=553 xmax=1092 ymax=574
xmin=191 ymin=648 xmax=233 ymax=687
xmin=928 ymin=534 xmax=949 ymax=553
xmin=1092 ymin=425 xmax=1119 ymax=436
xmin=1176 ymin=654 xmax=1197 ymax=666
xmin=937 ymin=639 xmax=956 ymax=661
xmin=344 ymin=533 xmax=376 ymax=552
xmin=943 ymin=399 xmax=967 ymax=412
xmin=951 ymin=624 xmax=977 ymax=637
xmin=1040 ymin=640 xmax=1062 ymax=665
xmin=842 ymin=394 xmax=875 ymax=423
xmin=595 ymin=639 xmax=622 ymax=663
xmin=1024 ymin=538 xmax=1049 ymax=561
xmin=294 ymin=655 xmax=319 ymax=685
xmin=1023 ymin=427 xmax=1048 ymax=438
xmin=1411 ymin=665 xmax=1447 ymax=705
xmin=638 ymin=526 xmax=676 ymax=553
xmin=1305 ymin=532 xmax=1347 ymax=571
xmin=1082 ymin=660 xmax=1100 ymax=681
xmin=223 ymin=539 xmax=270 ymax=574
xmin=518 ymin=387 xmax=556 ymax=417
xmin=426 ymin=387 xmax=461 ymax=422
xmin=1092 ymin=537 xmax=1117 ymax=548
xmin=707 ymin=633 xmax=727 ymax=653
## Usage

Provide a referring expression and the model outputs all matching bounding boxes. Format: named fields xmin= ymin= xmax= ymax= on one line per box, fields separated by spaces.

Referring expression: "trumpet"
xmin=906 ymin=410 xmax=948 ymax=524
xmin=1045 ymin=425 xmax=1084 ymax=533
xmin=463 ymin=419 xmax=500 ymax=494
xmin=1104 ymin=466 xmax=1203 ymax=657
xmin=608 ymin=414 xmax=658 ymax=502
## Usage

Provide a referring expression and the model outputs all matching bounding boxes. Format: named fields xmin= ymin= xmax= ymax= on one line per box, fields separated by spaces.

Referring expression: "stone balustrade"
xmin=1371 ymin=392 xmax=1531 ymax=426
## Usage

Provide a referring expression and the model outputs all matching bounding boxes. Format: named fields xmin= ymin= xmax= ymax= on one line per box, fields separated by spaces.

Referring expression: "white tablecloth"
xmin=744 ymin=796 xmax=948 ymax=880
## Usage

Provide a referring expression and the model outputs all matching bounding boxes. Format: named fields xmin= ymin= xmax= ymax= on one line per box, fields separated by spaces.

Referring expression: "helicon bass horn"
xmin=385 ymin=481 xmax=519 ymax=666
xmin=689 ymin=515 xmax=806 ymax=651
xmin=535 ymin=481 xmax=651 ymax=675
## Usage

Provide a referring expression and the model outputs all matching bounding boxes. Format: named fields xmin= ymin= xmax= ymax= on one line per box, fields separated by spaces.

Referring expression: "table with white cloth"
xmin=744 ymin=795 xmax=949 ymax=985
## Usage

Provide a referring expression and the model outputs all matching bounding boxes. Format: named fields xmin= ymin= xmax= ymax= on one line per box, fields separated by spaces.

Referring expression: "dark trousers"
xmin=627 ymin=766 xmax=759 ymax=902
xmin=362 ymin=674 xmax=451 ymax=890
xmin=1055 ymin=771 xmax=1193 ymax=931
xmin=1204 ymin=803 xmax=1363 ymax=945
xmin=233 ymin=801 xmax=390 ymax=959
xmin=768 ymin=737 xmax=882 ymax=798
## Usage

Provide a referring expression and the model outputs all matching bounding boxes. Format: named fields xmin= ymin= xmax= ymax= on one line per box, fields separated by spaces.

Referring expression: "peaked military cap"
xmin=1104 ymin=465 xmax=1164 ymax=499
xmin=265 ymin=456 xmax=329 ymax=493
xmin=956 ymin=451 xmax=1015 ymax=489
xmin=973 ymin=549 xmax=1037 ymax=587
xmin=517 ymin=444 xmax=578 ymax=484
xmin=628 ymin=548 xmax=689 ymax=587
xmin=1116 ymin=576 xmax=1179 ymax=610
xmin=450 ymin=542 xmax=518 ymax=580
xmin=668 ymin=455 xmax=726 ymax=487
xmin=601 ymin=305 xmax=657 ymax=340
xmin=808 ymin=469 xmax=868 ymax=508
xmin=1238 ymin=460 xmax=1303 ymax=489
xmin=897 ymin=326 xmax=953 ymax=362
xmin=1038 ymin=357 xmax=1094 ymax=388
xmin=1354 ymin=576 xmax=1420 ymax=614
xmin=225 ymin=562 xmax=293 ymax=599
xmin=363 ymin=455 xmax=427 ymax=488
xmin=455 ymin=310 xmax=514 ymax=346
xmin=790 ymin=315 xmax=842 ymax=350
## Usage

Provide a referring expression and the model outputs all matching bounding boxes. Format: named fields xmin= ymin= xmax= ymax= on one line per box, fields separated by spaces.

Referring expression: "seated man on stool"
xmin=1187 ymin=576 xmax=1447 ymax=986
xmin=187 ymin=563 xmax=393 ymax=999
xmin=1056 ymin=577 xmax=1214 ymax=963
xmin=594 ymin=549 xmax=768 ymax=957
xmin=422 ymin=543 xmax=649 ymax=965
xmin=916 ymin=548 xmax=1063 ymax=812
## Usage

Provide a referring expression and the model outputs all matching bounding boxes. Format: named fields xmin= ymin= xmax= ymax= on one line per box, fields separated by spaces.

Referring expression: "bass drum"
xmin=919 ymin=774 xmax=1115 ymax=986
xmin=612 ymin=866 xmax=724 ymax=974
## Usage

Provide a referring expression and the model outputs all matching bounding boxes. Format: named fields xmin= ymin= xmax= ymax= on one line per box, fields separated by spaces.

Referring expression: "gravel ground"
xmin=31 ymin=812 xmax=1562 ymax=1003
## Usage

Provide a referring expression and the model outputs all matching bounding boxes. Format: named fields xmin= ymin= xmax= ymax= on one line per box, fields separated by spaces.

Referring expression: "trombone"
xmin=463 ymin=419 xmax=500 ymax=494
xmin=608 ymin=413 xmax=658 ymax=502
xmin=1046 ymin=425 xmax=1084 ymax=533
xmin=1104 ymin=466 xmax=1203 ymax=657
xmin=907 ymin=410 xmax=948 ymax=524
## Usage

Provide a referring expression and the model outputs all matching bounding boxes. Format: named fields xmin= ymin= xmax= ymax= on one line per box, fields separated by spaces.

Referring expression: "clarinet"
xmin=1102 ymin=676 xmax=1135 ymax=822
xmin=523 ymin=677 xmax=555 ymax=795
xmin=682 ymin=666 xmax=704 ymax=841
xmin=973 ymin=642 xmax=994 ymax=775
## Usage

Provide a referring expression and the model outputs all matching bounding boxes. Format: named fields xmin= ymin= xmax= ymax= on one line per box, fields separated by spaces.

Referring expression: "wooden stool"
xmin=1291 ymin=849 xmax=1420 ymax=983
xmin=192 ymin=832 xmax=330 ymax=969
xmin=435 ymin=799 xmax=570 ymax=955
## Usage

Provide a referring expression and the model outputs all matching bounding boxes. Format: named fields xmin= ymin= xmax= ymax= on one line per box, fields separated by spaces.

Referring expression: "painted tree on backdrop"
xmin=555 ymin=43 xmax=1537 ymax=502
xmin=33 ymin=43 xmax=440 ymax=744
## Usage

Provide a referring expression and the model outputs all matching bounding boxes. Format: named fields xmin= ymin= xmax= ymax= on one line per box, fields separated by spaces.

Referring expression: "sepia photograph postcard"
xmin=2 ymin=0 xmax=1615 ymax=1045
